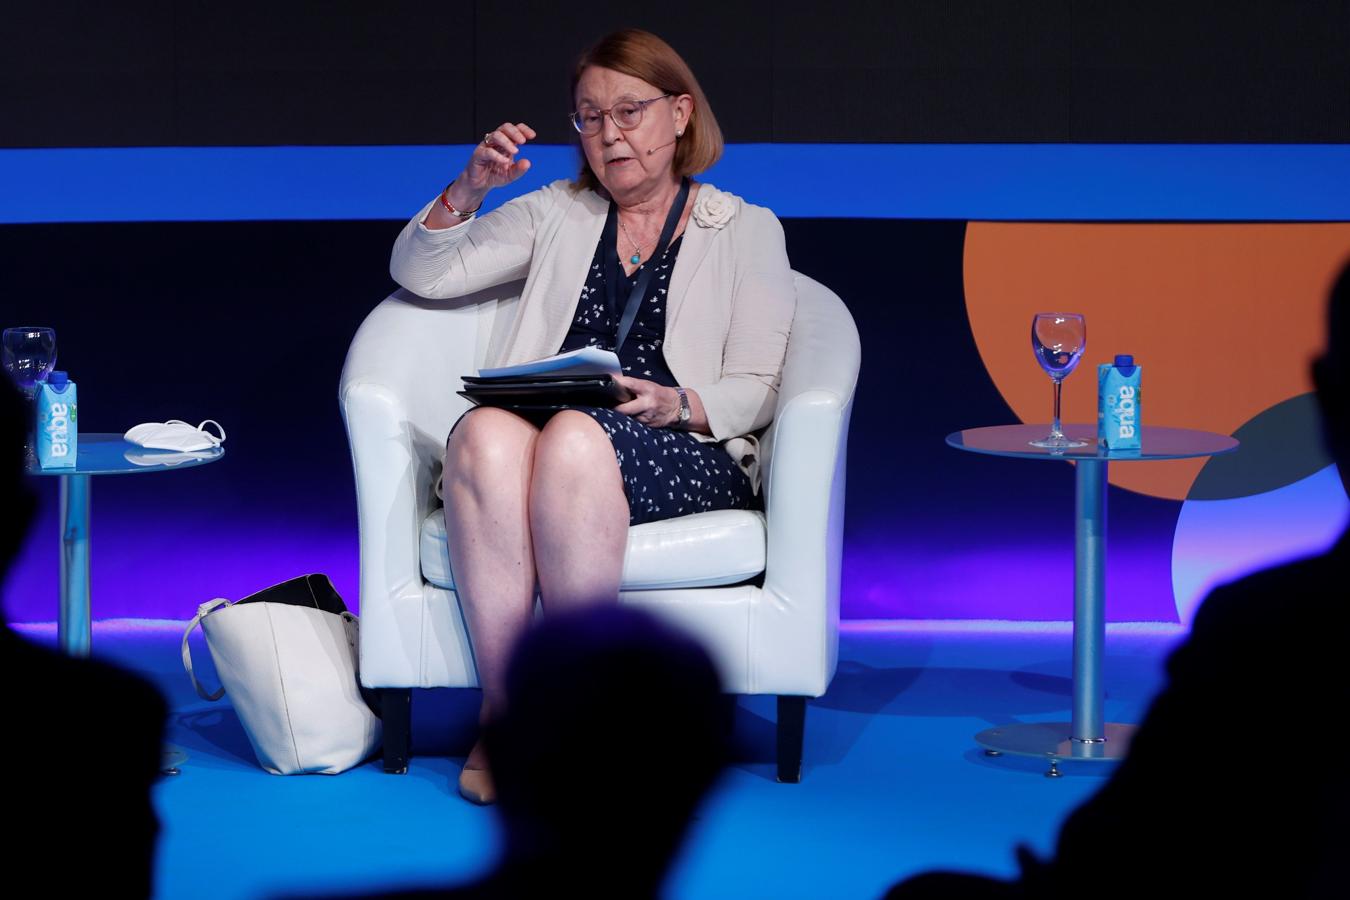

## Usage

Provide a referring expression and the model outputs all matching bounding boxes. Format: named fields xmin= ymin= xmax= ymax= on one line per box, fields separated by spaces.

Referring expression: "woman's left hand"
xmin=613 ymin=374 xmax=682 ymax=428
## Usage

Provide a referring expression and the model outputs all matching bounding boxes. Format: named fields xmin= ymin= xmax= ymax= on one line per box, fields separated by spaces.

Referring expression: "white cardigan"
xmin=389 ymin=178 xmax=797 ymax=488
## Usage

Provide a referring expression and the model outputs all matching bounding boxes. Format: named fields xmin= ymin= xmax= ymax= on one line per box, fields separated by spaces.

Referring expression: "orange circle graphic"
xmin=963 ymin=223 xmax=1350 ymax=500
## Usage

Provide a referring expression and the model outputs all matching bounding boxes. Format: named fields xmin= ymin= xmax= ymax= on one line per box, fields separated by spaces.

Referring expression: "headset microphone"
xmin=645 ymin=137 xmax=680 ymax=156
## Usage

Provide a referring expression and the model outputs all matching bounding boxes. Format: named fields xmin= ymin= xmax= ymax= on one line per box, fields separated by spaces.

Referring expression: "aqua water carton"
xmin=36 ymin=371 xmax=77 ymax=468
xmin=1098 ymin=355 xmax=1141 ymax=451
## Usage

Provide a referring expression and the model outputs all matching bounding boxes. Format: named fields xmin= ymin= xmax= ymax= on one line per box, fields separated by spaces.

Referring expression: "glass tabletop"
xmin=25 ymin=433 xmax=225 ymax=476
xmin=946 ymin=424 xmax=1238 ymax=461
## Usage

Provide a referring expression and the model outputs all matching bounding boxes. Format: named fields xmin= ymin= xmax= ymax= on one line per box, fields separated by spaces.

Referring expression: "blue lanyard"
xmin=601 ymin=177 xmax=691 ymax=353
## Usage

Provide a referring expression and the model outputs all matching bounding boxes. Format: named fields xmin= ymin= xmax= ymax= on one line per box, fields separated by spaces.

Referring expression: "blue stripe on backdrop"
xmin=3 ymin=144 xmax=1350 ymax=223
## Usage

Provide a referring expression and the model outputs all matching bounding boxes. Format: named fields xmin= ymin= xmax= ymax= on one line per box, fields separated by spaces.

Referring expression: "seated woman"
xmin=389 ymin=27 xmax=795 ymax=805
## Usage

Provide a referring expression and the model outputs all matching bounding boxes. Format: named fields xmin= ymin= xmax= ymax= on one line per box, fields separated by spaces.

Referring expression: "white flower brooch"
xmin=691 ymin=187 xmax=736 ymax=229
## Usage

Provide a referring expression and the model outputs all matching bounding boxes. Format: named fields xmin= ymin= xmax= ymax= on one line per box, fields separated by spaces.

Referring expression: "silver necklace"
xmin=618 ymin=216 xmax=652 ymax=267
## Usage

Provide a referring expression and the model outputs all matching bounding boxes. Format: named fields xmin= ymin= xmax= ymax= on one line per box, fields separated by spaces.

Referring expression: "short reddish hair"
xmin=570 ymin=29 xmax=724 ymax=194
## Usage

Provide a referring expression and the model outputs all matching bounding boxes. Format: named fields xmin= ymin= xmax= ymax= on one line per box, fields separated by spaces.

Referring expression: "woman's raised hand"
xmin=428 ymin=122 xmax=537 ymax=228
xmin=462 ymin=122 xmax=538 ymax=193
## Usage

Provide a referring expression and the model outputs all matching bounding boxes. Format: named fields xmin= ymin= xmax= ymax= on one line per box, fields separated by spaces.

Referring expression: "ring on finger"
xmin=483 ymin=132 xmax=493 ymax=147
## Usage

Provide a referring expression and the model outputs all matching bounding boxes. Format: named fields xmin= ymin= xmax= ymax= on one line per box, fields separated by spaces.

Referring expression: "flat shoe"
xmin=458 ymin=765 xmax=496 ymax=805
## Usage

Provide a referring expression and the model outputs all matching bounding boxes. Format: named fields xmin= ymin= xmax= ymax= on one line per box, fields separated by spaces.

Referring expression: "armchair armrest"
xmin=339 ymin=285 xmax=520 ymax=683
xmin=753 ymin=274 xmax=860 ymax=697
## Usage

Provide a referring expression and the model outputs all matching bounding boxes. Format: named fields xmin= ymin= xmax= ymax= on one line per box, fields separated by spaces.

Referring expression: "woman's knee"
xmin=532 ymin=411 xmax=617 ymax=486
xmin=445 ymin=407 xmax=538 ymax=485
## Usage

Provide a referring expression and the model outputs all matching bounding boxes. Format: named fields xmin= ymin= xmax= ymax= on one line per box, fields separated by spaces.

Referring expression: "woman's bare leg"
xmin=443 ymin=407 xmax=541 ymax=769
xmin=529 ymin=410 xmax=630 ymax=611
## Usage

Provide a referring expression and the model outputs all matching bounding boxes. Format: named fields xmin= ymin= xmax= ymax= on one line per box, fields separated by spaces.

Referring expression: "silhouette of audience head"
xmin=1313 ymin=259 xmax=1350 ymax=483
xmin=483 ymin=604 xmax=733 ymax=897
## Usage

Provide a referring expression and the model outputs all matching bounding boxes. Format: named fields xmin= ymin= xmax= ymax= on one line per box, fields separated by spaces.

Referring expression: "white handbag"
xmin=180 ymin=574 xmax=381 ymax=775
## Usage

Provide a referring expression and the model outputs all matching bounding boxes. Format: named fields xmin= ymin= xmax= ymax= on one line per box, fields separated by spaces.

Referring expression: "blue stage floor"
xmin=16 ymin=619 xmax=1183 ymax=900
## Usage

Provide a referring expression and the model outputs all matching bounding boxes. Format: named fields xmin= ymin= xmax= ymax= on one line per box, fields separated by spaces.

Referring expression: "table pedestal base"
xmin=947 ymin=425 xmax=1238 ymax=781
xmin=59 ymin=473 xmax=92 ymax=658
xmin=976 ymin=722 xmax=1136 ymax=777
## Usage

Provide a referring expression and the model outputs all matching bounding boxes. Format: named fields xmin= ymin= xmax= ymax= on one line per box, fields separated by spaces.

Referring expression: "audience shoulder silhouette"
xmin=0 ymin=379 xmax=169 ymax=899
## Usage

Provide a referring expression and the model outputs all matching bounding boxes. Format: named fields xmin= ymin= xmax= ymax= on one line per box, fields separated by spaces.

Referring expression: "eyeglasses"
xmin=569 ymin=95 xmax=673 ymax=136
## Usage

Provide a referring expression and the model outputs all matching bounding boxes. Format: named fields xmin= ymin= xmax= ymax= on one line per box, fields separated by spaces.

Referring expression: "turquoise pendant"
xmin=630 ymin=253 xmax=641 ymax=265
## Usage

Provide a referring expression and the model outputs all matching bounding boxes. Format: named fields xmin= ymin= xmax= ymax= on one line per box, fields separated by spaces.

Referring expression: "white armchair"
xmin=340 ymin=272 xmax=859 ymax=782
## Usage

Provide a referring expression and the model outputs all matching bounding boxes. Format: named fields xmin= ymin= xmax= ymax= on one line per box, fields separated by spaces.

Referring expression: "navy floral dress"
xmin=455 ymin=233 xmax=755 ymax=526
xmin=552 ymin=234 xmax=754 ymax=525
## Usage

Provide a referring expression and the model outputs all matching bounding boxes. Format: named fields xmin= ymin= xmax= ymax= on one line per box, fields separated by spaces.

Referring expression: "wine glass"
xmin=1029 ymin=313 xmax=1086 ymax=449
xmin=2 ymin=326 xmax=58 ymax=462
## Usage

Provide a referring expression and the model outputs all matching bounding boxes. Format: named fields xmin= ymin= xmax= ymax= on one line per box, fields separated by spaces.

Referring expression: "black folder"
xmin=458 ymin=373 xmax=629 ymax=409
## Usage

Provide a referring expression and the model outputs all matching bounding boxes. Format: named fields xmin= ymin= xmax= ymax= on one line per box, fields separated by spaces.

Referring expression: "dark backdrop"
xmin=5 ymin=1 xmax=1349 ymax=147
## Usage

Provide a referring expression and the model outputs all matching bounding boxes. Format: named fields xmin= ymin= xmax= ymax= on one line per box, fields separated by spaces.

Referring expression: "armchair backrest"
xmin=340 ymin=272 xmax=859 ymax=476
xmin=761 ymin=274 xmax=862 ymax=481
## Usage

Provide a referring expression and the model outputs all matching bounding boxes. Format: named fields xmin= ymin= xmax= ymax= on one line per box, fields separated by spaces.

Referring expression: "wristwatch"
xmin=675 ymin=387 xmax=691 ymax=426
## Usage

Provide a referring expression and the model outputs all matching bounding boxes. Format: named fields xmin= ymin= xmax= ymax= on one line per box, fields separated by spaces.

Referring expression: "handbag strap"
xmin=602 ymin=177 xmax=691 ymax=354
xmin=181 ymin=598 xmax=231 ymax=701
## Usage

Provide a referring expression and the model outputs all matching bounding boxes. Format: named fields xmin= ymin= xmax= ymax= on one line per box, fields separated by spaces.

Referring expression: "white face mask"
xmin=124 ymin=419 xmax=226 ymax=452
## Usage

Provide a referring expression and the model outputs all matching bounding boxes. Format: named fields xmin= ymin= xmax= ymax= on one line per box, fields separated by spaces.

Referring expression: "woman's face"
xmin=574 ymin=65 xmax=691 ymax=201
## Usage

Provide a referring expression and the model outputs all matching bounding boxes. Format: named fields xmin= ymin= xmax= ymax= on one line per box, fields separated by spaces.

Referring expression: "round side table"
xmin=26 ymin=433 xmax=224 ymax=658
xmin=946 ymin=423 xmax=1237 ymax=776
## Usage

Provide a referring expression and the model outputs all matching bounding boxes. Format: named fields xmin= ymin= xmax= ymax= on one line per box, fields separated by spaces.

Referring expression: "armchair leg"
xmin=381 ymin=689 xmax=412 ymax=774
xmin=776 ymin=695 xmax=806 ymax=783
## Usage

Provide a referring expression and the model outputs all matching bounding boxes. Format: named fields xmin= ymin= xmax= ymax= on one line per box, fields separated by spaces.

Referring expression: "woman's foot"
xmin=458 ymin=698 xmax=497 ymax=804
xmin=458 ymin=746 xmax=496 ymax=806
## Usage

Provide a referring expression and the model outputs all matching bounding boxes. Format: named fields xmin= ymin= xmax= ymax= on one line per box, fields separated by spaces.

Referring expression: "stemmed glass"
xmin=2 ymin=326 xmax=58 ymax=462
xmin=1029 ymin=313 xmax=1087 ymax=449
